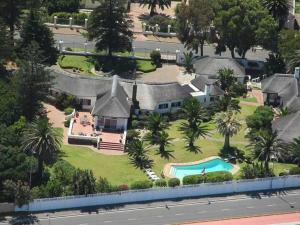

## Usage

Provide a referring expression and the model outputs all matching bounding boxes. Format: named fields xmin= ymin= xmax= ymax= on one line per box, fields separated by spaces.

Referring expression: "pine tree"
xmin=87 ymin=0 xmax=133 ymax=57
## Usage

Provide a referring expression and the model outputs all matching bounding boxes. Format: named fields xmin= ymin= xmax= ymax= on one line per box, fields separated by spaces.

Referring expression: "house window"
xmin=210 ymin=97 xmax=215 ymax=102
xmin=171 ymin=102 xmax=181 ymax=108
xmin=158 ymin=103 xmax=169 ymax=109
xmin=81 ymin=99 xmax=91 ymax=106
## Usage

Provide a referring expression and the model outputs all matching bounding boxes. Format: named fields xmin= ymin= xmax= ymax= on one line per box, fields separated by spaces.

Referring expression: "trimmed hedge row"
xmin=130 ymin=180 xmax=153 ymax=190
xmin=183 ymin=172 xmax=233 ymax=185
xmin=168 ymin=178 xmax=180 ymax=187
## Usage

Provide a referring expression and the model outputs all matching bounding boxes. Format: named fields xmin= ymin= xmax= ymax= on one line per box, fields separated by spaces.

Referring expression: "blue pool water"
xmin=170 ymin=158 xmax=233 ymax=179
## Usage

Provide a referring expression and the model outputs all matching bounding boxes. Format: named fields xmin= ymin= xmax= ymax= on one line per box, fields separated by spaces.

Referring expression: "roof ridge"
xmin=277 ymin=112 xmax=300 ymax=139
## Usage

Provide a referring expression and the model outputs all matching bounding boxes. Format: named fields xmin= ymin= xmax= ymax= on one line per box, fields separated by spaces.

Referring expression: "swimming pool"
xmin=170 ymin=158 xmax=234 ymax=179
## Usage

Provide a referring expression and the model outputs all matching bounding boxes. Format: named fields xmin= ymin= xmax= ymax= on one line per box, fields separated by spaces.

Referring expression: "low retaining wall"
xmin=15 ymin=175 xmax=300 ymax=212
xmin=0 ymin=203 xmax=14 ymax=214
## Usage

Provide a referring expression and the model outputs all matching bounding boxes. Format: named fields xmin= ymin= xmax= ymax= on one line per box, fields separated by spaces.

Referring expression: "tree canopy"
xmin=46 ymin=0 xmax=80 ymax=15
xmin=87 ymin=0 xmax=133 ymax=57
xmin=139 ymin=0 xmax=171 ymax=16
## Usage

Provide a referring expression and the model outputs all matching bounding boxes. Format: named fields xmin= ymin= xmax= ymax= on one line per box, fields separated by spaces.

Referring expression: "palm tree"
xmin=215 ymin=111 xmax=241 ymax=151
xmin=146 ymin=112 xmax=168 ymax=144
xmin=279 ymin=107 xmax=292 ymax=117
xmin=139 ymin=0 xmax=171 ymax=16
xmin=22 ymin=118 xmax=62 ymax=182
xmin=127 ymin=140 xmax=153 ymax=170
xmin=249 ymin=130 xmax=283 ymax=173
xmin=155 ymin=131 xmax=174 ymax=160
xmin=261 ymin=0 xmax=290 ymax=29
xmin=213 ymin=96 xmax=241 ymax=113
xmin=183 ymin=51 xmax=194 ymax=74
xmin=288 ymin=137 xmax=300 ymax=166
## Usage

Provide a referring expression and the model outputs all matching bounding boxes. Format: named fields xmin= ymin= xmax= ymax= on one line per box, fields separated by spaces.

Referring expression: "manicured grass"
xmin=296 ymin=1 xmax=300 ymax=13
xmin=61 ymin=145 xmax=146 ymax=185
xmin=136 ymin=60 xmax=157 ymax=73
xmin=58 ymin=55 xmax=94 ymax=76
xmin=238 ymin=96 xmax=257 ymax=103
xmin=60 ymin=104 xmax=295 ymax=185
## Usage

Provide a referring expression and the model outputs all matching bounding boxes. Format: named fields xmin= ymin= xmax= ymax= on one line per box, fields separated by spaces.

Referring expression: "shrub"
xmin=289 ymin=167 xmax=300 ymax=175
xmin=118 ymin=184 xmax=129 ymax=191
xmin=148 ymin=15 xmax=176 ymax=33
xmin=150 ymin=50 xmax=161 ymax=67
xmin=65 ymin=47 xmax=72 ymax=52
xmin=168 ymin=178 xmax=180 ymax=187
xmin=130 ymin=180 xmax=153 ymax=190
xmin=96 ymin=177 xmax=111 ymax=193
xmin=64 ymin=107 xmax=74 ymax=115
xmin=241 ymin=163 xmax=274 ymax=179
xmin=64 ymin=118 xmax=71 ymax=127
xmin=182 ymin=175 xmax=204 ymax=185
xmin=51 ymin=12 xmax=88 ymax=26
xmin=205 ymin=172 xmax=233 ymax=183
xmin=131 ymin=120 xmax=139 ymax=129
xmin=155 ymin=179 xmax=167 ymax=187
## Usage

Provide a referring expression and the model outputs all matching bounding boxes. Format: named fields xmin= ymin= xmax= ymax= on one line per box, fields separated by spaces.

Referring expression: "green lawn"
xmin=58 ymin=55 xmax=94 ymax=76
xmin=60 ymin=104 xmax=296 ymax=185
xmin=136 ymin=60 xmax=156 ymax=73
xmin=238 ymin=96 xmax=257 ymax=103
xmin=296 ymin=0 xmax=300 ymax=13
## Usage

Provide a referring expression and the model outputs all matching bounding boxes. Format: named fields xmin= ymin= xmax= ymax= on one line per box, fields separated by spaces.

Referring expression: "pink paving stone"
xmin=184 ymin=212 xmax=300 ymax=225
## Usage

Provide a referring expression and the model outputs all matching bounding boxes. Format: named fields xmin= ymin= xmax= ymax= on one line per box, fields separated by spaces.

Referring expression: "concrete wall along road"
xmin=16 ymin=175 xmax=300 ymax=212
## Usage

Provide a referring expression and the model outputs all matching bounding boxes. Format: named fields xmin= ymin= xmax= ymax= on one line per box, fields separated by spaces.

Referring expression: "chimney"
xmin=132 ymin=82 xmax=137 ymax=103
xmin=294 ymin=67 xmax=300 ymax=80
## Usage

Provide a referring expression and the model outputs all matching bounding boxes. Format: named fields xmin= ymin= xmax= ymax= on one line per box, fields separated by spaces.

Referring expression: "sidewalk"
xmin=183 ymin=212 xmax=300 ymax=225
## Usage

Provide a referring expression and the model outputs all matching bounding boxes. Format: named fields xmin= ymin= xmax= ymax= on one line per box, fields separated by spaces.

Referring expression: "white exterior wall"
xmin=116 ymin=118 xmax=128 ymax=130
xmin=80 ymin=96 xmax=97 ymax=110
xmin=16 ymin=175 xmax=300 ymax=212
xmin=154 ymin=101 xmax=183 ymax=114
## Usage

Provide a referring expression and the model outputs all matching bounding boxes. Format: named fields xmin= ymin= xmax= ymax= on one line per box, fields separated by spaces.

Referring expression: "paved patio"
xmin=72 ymin=112 xmax=94 ymax=136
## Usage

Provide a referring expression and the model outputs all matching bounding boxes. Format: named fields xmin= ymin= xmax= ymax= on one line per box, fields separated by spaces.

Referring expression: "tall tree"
xmin=176 ymin=0 xmax=214 ymax=56
xmin=127 ymin=140 xmax=153 ymax=170
xmin=0 ymin=0 xmax=28 ymax=40
xmin=260 ymin=0 xmax=289 ymax=29
xmin=139 ymin=0 xmax=171 ymax=16
xmin=145 ymin=112 xmax=168 ymax=144
xmin=249 ymin=130 xmax=283 ymax=173
xmin=87 ymin=0 xmax=133 ymax=57
xmin=13 ymin=42 xmax=53 ymax=121
xmin=180 ymin=97 xmax=210 ymax=152
xmin=217 ymin=68 xmax=235 ymax=94
xmin=72 ymin=169 xmax=96 ymax=196
xmin=214 ymin=0 xmax=278 ymax=58
xmin=46 ymin=0 xmax=80 ymax=15
xmin=0 ymin=19 xmax=11 ymax=66
xmin=18 ymin=10 xmax=58 ymax=65
xmin=213 ymin=96 xmax=241 ymax=113
xmin=215 ymin=111 xmax=241 ymax=151
xmin=22 ymin=118 xmax=62 ymax=183
xmin=155 ymin=131 xmax=174 ymax=160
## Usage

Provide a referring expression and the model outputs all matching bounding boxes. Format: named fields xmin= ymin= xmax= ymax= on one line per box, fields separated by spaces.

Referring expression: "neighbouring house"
xmin=80 ymin=0 xmax=130 ymax=9
xmin=261 ymin=69 xmax=300 ymax=111
xmin=272 ymin=111 xmax=300 ymax=143
xmin=182 ymin=75 xmax=224 ymax=105
xmin=193 ymin=56 xmax=247 ymax=83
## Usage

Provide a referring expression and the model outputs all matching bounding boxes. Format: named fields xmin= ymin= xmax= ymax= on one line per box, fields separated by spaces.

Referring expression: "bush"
xmin=64 ymin=107 xmax=74 ymax=115
xmin=130 ymin=180 xmax=153 ymax=190
xmin=131 ymin=120 xmax=139 ymax=129
xmin=96 ymin=177 xmax=111 ymax=193
xmin=118 ymin=184 xmax=129 ymax=191
xmin=205 ymin=172 xmax=233 ymax=183
xmin=182 ymin=175 xmax=204 ymax=185
xmin=150 ymin=50 xmax=161 ymax=67
xmin=65 ymin=47 xmax=72 ymax=52
xmin=148 ymin=15 xmax=176 ymax=33
xmin=55 ymin=94 xmax=77 ymax=110
xmin=51 ymin=12 xmax=88 ymax=25
xmin=155 ymin=179 xmax=167 ymax=187
xmin=64 ymin=118 xmax=71 ymax=127
xmin=241 ymin=163 xmax=274 ymax=179
xmin=168 ymin=178 xmax=180 ymax=187
xmin=289 ymin=167 xmax=300 ymax=175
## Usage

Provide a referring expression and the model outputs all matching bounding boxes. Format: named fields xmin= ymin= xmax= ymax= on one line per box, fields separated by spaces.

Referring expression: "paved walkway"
xmin=184 ymin=212 xmax=300 ymax=225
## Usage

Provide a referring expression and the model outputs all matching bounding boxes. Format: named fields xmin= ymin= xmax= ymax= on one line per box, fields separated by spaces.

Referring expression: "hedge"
xmin=183 ymin=172 xmax=233 ymax=185
xmin=51 ymin=12 xmax=88 ymax=26
xmin=289 ymin=167 xmax=300 ymax=175
xmin=155 ymin=179 xmax=167 ymax=187
xmin=130 ymin=180 xmax=153 ymax=190
xmin=168 ymin=178 xmax=180 ymax=187
xmin=64 ymin=107 xmax=74 ymax=115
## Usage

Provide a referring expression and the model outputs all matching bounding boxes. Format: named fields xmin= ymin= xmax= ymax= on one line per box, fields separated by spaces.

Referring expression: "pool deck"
xmin=163 ymin=156 xmax=240 ymax=179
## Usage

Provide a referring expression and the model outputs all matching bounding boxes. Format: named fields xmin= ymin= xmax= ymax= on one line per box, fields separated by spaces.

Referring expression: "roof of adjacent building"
xmin=193 ymin=56 xmax=246 ymax=78
xmin=51 ymin=69 xmax=190 ymax=111
xmin=91 ymin=76 xmax=131 ymax=118
xmin=262 ymin=73 xmax=300 ymax=111
xmin=190 ymin=75 xmax=224 ymax=96
xmin=272 ymin=112 xmax=300 ymax=143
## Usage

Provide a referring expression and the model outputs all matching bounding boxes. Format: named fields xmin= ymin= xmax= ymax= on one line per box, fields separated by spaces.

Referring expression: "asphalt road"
xmin=53 ymin=33 xmax=269 ymax=61
xmin=2 ymin=190 xmax=300 ymax=225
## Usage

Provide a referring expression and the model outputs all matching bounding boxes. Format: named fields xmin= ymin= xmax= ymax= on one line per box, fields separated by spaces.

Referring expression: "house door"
xmin=104 ymin=119 xmax=117 ymax=130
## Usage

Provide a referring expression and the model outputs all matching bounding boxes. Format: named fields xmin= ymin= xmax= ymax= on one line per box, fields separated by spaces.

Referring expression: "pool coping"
xmin=163 ymin=156 xmax=240 ymax=179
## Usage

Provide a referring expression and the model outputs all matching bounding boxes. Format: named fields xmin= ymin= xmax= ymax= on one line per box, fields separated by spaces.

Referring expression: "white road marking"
xmin=157 ymin=215 xmax=164 ymax=218
xmin=247 ymin=206 xmax=254 ymax=209
xmin=103 ymin=221 xmax=112 ymax=223
xmin=198 ymin=211 xmax=206 ymax=214
xmin=175 ymin=213 xmax=184 ymax=216
xmin=221 ymin=209 xmax=230 ymax=211
xmin=267 ymin=204 xmax=275 ymax=207
xmin=79 ymin=224 xmax=88 ymax=225
xmin=128 ymin=218 xmax=137 ymax=221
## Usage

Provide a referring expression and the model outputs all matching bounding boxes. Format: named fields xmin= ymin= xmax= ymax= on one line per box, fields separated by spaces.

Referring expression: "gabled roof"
xmin=190 ymin=75 xmax=224 ymax=96
xmin=91 ymin=76 xmax=131 ymax=118
xmin=262 ymin=74 xmax=296 ymax=94
xmin=193 ymin=56 xmax=246 ymax=78
xmin=272 ymin=112 xmax=300 ymax=143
